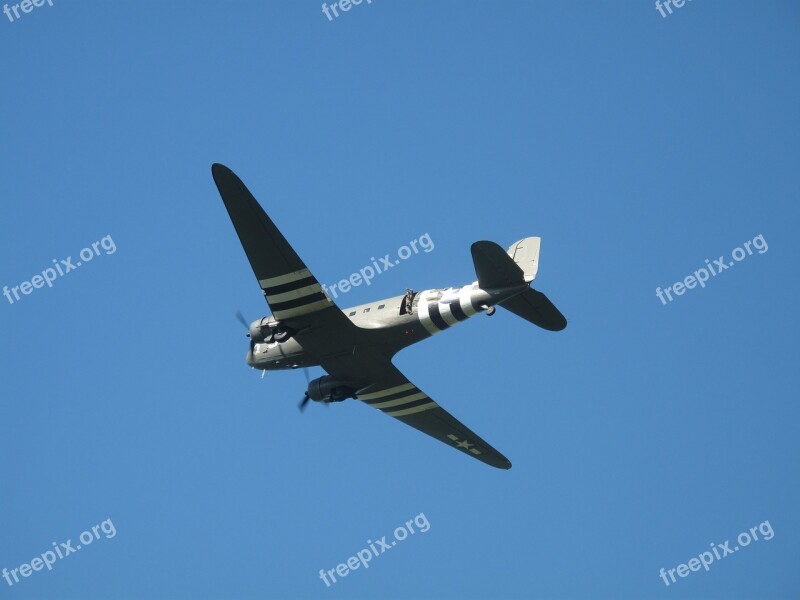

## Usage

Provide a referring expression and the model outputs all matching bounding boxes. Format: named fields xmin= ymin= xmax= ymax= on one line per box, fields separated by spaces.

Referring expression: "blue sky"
xmin=1 ymin=1 xmax=799 ymax=598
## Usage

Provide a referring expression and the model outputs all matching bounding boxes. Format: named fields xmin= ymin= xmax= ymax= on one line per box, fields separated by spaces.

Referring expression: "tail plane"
xmin=471 ymin=238 xmax=567 ymax=332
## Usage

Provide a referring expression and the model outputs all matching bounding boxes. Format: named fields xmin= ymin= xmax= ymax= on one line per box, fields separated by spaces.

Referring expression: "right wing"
xmin=212 ymin=163 xmax=362 ymax=354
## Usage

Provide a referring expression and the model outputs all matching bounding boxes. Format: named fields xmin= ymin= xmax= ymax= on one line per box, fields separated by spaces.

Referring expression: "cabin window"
xmin=378 ymin=304 xmax=385 ymax=310
xmin=363 ymin=308 xmax=371 ymax=313
xmin=349 ymin=311 xmax=356 ymax=316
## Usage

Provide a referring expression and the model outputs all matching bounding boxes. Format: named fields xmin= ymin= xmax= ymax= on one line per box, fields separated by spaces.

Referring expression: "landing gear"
xmin=486 ymin=306 xmax=496 ymax=316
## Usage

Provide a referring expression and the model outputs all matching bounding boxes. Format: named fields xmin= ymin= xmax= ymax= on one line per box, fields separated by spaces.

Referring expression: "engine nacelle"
xmin=248 ymin=317 xmax=295 ymax=344
xmin=307 ymin=376 xmax=356 ymax=403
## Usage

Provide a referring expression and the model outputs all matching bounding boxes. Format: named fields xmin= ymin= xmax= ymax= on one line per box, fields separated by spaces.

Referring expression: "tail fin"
xmin=471 ymin=239 xmax=567 ymax=332
xmin=506 ymin=237 xmax=540 ymax=283
xmin=471 ymin=241 xmax=527 ymax=290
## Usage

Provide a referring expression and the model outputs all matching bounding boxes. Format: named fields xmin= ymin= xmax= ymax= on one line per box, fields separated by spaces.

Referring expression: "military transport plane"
xmin=212 ymin=164 xmax=567 ymax=469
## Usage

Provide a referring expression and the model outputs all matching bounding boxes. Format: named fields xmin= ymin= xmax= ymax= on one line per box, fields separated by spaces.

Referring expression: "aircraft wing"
xmin=212 ymin=163 xmax=360 ymax=348
xmin=318 ymin=351 xmax=512 ymax=469
xmin=356 ymin=362 xmax=512 ymax=469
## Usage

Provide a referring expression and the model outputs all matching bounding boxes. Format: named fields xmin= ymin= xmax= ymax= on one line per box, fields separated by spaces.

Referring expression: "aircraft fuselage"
xmin=247 ymin=281 xmax=526 ymax=371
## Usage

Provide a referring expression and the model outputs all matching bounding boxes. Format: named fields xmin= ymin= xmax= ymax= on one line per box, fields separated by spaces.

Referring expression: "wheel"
xmin=486 ymin=306 xmax=496 ymax=316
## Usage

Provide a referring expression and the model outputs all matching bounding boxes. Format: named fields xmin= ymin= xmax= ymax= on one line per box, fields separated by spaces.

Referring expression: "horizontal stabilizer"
xmin=498 ymin=288 xmax=567 ymax=331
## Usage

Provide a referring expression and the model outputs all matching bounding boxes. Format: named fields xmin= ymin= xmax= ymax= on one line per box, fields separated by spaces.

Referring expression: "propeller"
xmin=237 ymin=309 xmax=257 ymax=358
xmin=235 ymin=310 xmax=249 ymax=332
xmin=298 ymin=367 xmax=318 ymax=412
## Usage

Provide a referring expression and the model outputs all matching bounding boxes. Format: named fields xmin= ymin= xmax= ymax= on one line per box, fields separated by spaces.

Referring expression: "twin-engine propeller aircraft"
xmin=212 ymin=163 xmax=567 ymax=469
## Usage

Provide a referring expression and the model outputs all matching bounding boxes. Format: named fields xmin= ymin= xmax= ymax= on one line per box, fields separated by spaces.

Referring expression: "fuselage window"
xmin=349 ymin=311 xmax=356 ymax=316
xmin=363 ymin=308 xmax=371 ymax=313
xmin=378 ymin=304 xmax=385 ymax=309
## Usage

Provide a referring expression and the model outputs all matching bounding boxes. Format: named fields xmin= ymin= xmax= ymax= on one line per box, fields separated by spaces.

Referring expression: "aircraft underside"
xmin=212 ymin=162 xmax=565 ymax=468
xmin=247 ymin=284 xmax=504 ymax=371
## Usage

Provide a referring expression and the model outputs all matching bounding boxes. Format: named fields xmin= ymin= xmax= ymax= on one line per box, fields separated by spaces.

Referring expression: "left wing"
xmin=357 ymin=363 xmax=512 ymax=469
xmin=318 ymin=351 xmax=512 ymax=469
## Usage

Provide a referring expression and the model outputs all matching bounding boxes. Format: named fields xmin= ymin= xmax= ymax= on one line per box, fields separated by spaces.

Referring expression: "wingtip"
xmin=490 ymin=456 xmax=513 ymax=470
xmin=211 ymin=163 xmax=235 ymax=182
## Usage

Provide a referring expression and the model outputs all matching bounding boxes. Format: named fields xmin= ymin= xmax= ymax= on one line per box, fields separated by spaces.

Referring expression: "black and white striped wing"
xmin=212 ymin=163 xmax=355 ymax=337
xmin=355 ymin=371 xmax=512 ymax=470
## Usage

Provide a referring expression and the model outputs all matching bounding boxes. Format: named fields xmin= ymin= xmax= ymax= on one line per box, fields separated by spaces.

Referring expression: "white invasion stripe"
xmin=417 ymin=291 xmax=440 ymax=336
xmin=358 ymin=382 xmax=415 ymax=401
xmin=272 ymin=298 xmax=331 ymax=319
xmin=440 ymin=287 xmax=461 ymax=304
xmin=439 ymin=301 xmax=459 ymax=326
xmin=259 ymin=269 xmax=311 ymax=288
xmin=371 ymin=392 xmax=427 ymax=409
xmin=459 ymin=285 xmax=478 ymax=317
xmin=266 ymin=283 xmax=321 ymax=304
xmin=386 ymin=402 xmax=438 ymax=417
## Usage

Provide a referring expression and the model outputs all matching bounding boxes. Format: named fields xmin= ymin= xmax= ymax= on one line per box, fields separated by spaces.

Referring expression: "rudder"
xmin=506 ymin=237 xmax=540 ymax=283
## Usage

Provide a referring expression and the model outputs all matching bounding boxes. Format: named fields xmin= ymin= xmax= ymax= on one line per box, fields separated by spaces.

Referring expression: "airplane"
xmin=211 ymin=163 xmax=567 ymax=469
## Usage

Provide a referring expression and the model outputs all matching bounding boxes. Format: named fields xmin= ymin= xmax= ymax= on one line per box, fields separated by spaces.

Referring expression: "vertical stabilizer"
xmin=506 ymin=237 xmax=540 ymax=282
